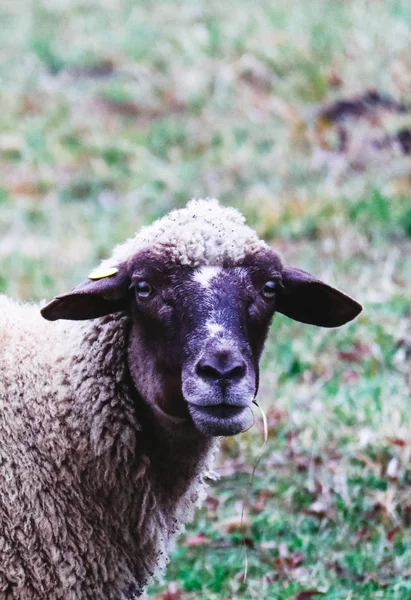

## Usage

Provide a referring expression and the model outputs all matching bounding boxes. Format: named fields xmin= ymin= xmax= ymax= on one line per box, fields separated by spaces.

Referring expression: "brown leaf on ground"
xmin=387 ymin=437 xmax=407 ymax=448
xmin=66 ymin=60 xmax=116 ymax=79
xmin=160 ymin=581 xmax=182 ymax=599
xmin=184 ymin=533 xmax=211 ymax=546
xmin=386 ymin=526 xmax=401 ymax=542
xmin=94 ymin=96 xmax=185 ymax=120
xmin=219 ymin=515 xmax=249 ymax=534
xmin=294 ymin=590 xmax=324 ymax=599
xmin=338 ymin=343 xmax=372 ymax=362
xmin=326 ymin=71 xmax=343 ymax=88
xmin=94 ymin=97 xmax=160 ymax=118
xmin=275 ymin=552 xmax=305 ymax=572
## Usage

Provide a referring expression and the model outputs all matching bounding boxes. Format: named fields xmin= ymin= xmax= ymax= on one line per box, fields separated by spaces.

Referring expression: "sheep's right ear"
xmin=276 ymin=267 xmax=362 ymax=327
xmin=41 ymin=266 xmax=130 ymax=321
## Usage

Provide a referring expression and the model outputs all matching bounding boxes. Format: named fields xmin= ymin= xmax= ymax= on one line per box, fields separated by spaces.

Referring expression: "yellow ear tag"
xmin=88 ymin=267 xmax=118 ymax=280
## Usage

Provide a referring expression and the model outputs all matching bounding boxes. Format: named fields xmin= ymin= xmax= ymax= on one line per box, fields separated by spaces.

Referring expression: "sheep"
xmin=0 ymin=198 xmax=362 ymax=599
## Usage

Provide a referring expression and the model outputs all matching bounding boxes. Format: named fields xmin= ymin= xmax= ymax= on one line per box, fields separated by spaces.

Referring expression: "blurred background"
xmin=1 ymin=1 xmax=410 ymax=598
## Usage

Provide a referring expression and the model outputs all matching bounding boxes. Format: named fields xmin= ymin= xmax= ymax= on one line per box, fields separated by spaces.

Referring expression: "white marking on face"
xmin=206 ymin=322 xmax=225 ymax=337
xmin=193 ymin=266 xmax=221 ymax=289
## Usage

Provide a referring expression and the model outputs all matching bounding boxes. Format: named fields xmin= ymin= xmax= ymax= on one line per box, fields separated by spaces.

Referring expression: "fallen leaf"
xmin=294 ymin=590 xmax=324 ymax=599
xmin=94 ymin=97 xmax=157 ymax=118
xmin=326 ymin=71 xmax=343 ymax=87
xmin=67 ymin=60 xmax=115 ymax=78
xmin=386 ymin=527 xmax=401 ymax=542
xmin=387 ymin=437 xmax=407 ymax=448
xmin=275 ymin=552 xmax=305 ymax=572
xmin=338 ymin=343 xmax=371 ymax=363
xmin=94 ymin=96 xmax=185 ymax=120
xmin=184 ymin=533 xmax=210 ymax=546
xmin=217 ymin=515 xmax=249 ymax=534
xmin=160 ymin=581 xmax=182 ymax=599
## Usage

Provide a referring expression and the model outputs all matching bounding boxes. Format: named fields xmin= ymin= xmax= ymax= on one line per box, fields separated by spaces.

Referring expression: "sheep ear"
xmin=41 ymin=267 xmax=129 ymax=321
xmin=276 ymin=267 xmax=362 ymax=327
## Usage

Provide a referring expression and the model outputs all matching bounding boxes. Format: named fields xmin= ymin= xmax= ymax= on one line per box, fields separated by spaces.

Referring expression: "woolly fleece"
xmin=102 ymin=198 xmax=268 ymax=269
xmin=0 ymin=199 xmax=265 ymax=599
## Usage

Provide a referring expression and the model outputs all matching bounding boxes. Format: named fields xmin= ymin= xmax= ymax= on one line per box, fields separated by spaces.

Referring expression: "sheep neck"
xmin=63 ymin=313 xmax=218 ymax=571
xmin=137 ymin=399 xmax=218 ymax=510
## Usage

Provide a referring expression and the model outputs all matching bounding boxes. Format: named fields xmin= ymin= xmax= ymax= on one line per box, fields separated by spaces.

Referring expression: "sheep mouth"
xmin=190 ymin=404 xmax=245 ymax=419
xmin=187 ymin=402 xmax=252 ymax=436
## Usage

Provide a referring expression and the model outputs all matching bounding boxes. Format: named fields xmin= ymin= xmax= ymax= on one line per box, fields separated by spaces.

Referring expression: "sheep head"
xmin=41 ymin=200 xmax=362 ymax=437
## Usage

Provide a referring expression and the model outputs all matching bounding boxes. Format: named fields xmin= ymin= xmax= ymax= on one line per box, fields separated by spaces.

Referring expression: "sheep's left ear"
xmin=41 ymin=266 xmax=130 ymax=321
xmin=276 ymin=267 xmax=362 ymax=327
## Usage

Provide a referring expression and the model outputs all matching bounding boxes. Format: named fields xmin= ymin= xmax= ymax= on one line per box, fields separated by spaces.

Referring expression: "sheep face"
xmin=41 ymin=246 xmax=362 ymax=438
xmin=126 ymin=252 xmax=281 ymax=436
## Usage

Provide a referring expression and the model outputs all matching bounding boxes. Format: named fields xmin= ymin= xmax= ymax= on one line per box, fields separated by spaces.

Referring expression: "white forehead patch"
xmin=206 ymin=322 xmax=225 ymax=337
xmin=193 ymin=266 xmax=221 ymax=289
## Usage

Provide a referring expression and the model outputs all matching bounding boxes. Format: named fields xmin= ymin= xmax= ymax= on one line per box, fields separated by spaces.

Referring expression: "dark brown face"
xmin=126 ymin=255 xmax=283 ymax=436
xmin=41 ymin=248 xmax=362 ymax=438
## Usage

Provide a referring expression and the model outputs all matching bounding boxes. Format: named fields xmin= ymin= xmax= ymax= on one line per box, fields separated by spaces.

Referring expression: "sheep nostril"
xmin=229 ymin=364 xmax=246 ymax=379
xmin=196 ymin=355 xmax=246 ymax=382
xmin=196 ymin=362 xmax=220 ymax=380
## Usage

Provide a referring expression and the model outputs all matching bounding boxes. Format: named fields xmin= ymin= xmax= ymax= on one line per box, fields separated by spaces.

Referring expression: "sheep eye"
xmin=262 ymin=280 xmax=276 ymax=299
xmin=136 ymin=281 xmax=153 ymax=299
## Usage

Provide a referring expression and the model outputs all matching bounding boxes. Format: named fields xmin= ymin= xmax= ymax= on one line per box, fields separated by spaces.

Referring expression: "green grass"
xmin=1 ymin=1 xmax=411 ymax=598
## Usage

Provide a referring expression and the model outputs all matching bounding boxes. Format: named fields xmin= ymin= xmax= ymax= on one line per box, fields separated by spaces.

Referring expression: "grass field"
xmin=1 ymin=1 xmax=411 ymax=598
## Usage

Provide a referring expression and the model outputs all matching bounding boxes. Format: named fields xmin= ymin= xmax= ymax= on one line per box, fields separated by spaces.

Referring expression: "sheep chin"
xmin=187 ymin=403 xmax=253 ymax=437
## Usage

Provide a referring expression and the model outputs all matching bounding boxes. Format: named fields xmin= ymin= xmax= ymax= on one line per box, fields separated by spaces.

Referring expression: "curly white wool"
xmin=103 ymin=198 xmax=267 ymax=268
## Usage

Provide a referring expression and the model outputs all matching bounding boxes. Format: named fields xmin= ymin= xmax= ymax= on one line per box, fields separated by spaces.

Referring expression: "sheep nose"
xmin=196 ymin=350 xmax=246 ymax=382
